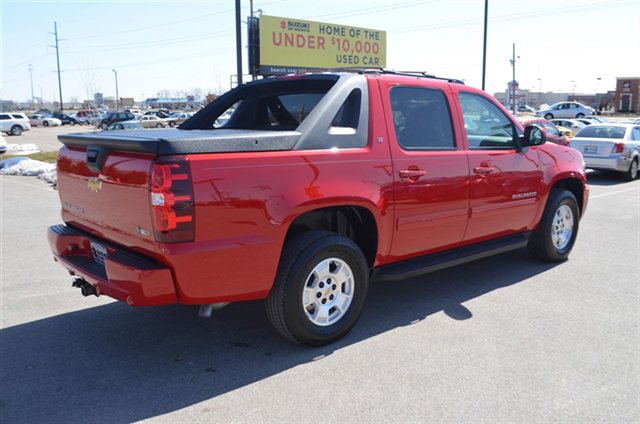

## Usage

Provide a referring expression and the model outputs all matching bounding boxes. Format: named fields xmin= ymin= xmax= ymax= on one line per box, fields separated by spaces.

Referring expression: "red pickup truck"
xmin=48 ymin=71 xmax=588 ymax=345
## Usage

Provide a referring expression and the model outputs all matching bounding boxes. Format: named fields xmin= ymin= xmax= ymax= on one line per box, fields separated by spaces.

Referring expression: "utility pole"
xmin=112 ymin=69 xmax=119 ymax=110
xmin=481 ymin=0 xmax=488 ymax=91
xmin=28 ymin=64 xmax=35 ymax=108
xmin=511 ymin=43 xmax=516 ymax=113
xmin=235 ymin=0 xmax=243 ymax=86
xmin=51 ymin=22 xmax=64 ymax=112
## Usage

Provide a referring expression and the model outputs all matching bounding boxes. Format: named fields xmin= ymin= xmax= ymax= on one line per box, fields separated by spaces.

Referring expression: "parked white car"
xmin=0 ymin=134 xmax=7 ymax=153
xmin=0 ymin=112 xmax=31 ymax=136
xmin=28 ymin=114 xmax=62 ymax=127
xmin=570 ymin=123 xmax=640 ymax=180
xmin=536 ymin=102 xmax=595 ymax=120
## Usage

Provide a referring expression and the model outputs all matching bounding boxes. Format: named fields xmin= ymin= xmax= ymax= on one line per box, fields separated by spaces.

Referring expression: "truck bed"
xmin=59 ymin=128 xmax=302 ymax=155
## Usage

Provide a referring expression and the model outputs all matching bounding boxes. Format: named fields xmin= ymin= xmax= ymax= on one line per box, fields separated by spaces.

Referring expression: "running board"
xmin=372 ymin=232 xmax=531 ymax=282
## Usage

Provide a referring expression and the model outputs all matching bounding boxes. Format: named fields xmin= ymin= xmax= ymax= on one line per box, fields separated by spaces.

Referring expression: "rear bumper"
xmin=48 ymin=224 xmax=177 ymax=306
xmin=584 ymin=154 xmax=630 ymax=172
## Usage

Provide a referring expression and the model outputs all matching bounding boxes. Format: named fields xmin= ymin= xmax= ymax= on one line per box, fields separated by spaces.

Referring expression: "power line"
xmin=64 ymin=29 xmax=233 ymax=53
xmin=61 ymin=47 xmax=233 ymax=73
xmin=2 ymin=53 xmax=51 ymax=70
xmin=311 ymin=1 xmax=438 ymax=21
xmin=392 ymin=1 xmax=634 ymax=34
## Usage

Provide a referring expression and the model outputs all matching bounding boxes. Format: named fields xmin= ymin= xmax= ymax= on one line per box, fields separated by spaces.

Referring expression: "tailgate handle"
xmin=86 ymin=145 xmax=111 ymax=173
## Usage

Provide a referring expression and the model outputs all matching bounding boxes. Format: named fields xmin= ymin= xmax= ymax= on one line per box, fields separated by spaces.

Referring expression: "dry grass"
xmin=0 ymin=151 xmax=59 ymax=163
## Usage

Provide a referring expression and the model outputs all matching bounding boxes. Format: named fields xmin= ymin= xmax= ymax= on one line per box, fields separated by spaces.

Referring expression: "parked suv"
xmin=0 ymin=112 xmax=31 ymax=136
xmin=98 ymin=112 xmax=135 ymax=129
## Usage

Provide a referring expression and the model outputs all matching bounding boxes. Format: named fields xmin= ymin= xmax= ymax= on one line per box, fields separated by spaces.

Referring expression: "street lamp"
xmin=112 ymin=69 xmax=119 ymax=111
xmin=571 ymin=80 xmax=576 ymax=101
xmin=537 ymin=78 xmax=542 ymax=107
xmin=595 ymin=77 xmax=602 ymax=113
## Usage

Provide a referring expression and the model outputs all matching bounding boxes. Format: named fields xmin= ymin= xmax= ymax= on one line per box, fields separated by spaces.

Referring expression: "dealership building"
xmin=615 ymin=77 xmax=639 ymax=113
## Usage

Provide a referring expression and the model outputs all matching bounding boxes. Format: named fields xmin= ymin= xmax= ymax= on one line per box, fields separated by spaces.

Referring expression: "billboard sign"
xmin=258 ymin=15 xmax=386 ymax=75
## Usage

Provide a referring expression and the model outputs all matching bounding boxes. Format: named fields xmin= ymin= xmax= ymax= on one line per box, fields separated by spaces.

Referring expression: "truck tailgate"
xmin=57 ymin=146 xmax=157 ymax=253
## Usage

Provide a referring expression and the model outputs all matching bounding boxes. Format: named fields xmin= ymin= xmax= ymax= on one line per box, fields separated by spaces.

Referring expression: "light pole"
xmin=112 ymin=69 xmax=119 ymax=110
xmin=595 ymin=77 xmax=602 ymax=112
xmin=571 ymin=80 xmax=575 ymax=101
xmin=537 ymin=78 xmax=542 ymax=107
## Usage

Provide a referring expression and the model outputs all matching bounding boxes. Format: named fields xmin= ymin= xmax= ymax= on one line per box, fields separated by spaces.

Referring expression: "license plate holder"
xmin=583 ymin=145 xmax=597 ymax=154
xmin=90 ymin=241 xmax=107 ymax=266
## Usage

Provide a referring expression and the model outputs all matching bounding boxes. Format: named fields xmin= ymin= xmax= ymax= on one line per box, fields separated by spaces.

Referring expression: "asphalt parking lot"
xmin=0 ymin=170 xmax=638 ymax=423
xmin=3 ymin=125 xmax=91 ymax=152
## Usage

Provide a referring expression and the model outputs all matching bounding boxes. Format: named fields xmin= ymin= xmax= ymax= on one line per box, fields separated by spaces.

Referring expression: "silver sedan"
xmin=536 ymin=101 xmax=595 ymax=120
xmin=570 ymin=124 xmax=640 ymax=180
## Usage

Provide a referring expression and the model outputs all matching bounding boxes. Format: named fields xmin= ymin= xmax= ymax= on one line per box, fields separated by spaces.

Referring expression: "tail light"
xmin=149 ymin=156 xmax=195 ymax=242
xmin=613 ymin=143 xmax=625 ymax=154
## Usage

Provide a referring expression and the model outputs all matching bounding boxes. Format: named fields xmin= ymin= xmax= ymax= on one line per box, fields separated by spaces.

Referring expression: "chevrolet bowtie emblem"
xmin=88 ymin=177 xmax=103 ymax=192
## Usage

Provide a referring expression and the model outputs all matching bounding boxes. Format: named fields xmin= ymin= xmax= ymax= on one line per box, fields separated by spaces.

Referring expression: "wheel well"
xmin=552 ymin=178 xmax=584 ymax=212
xmin=285 ymin=206 xmax=378 ymax=267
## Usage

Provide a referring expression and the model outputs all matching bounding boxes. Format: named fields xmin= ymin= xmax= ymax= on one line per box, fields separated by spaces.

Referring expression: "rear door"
xmin=381 ymin=80 xmax=470 ymax=259
xmin=452 ymin=89 xmax=543 ymax=242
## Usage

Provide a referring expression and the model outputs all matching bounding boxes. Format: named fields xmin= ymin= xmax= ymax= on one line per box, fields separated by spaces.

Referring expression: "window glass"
xmin=632 ymin=128 xmax=640 ymax=141
xmin=332 ymin=89 xmax=361 ymax=129
xmin=459 ymin=93 xmax=516 ymax=149
xmin=11 ymin=114 xmax=24 ymax=119
xmin=0 ymin=115 xmax=9 ymax=120
xmin=264 ymin=93 xmax=324 ymax=128
xmin=390 ymin=86 xmax=455 ymax=150
xmin=542 ymin=122 xmax=559 ymax=136
xmin=575 ymin=126 xmax=625 ymax=139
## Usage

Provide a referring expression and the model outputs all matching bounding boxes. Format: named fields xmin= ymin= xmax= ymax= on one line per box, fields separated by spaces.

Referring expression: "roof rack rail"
xmin=277 ymin=67 xmax=465 ymax=84
xmin=373 ymin=68 xmax=465 ymax=84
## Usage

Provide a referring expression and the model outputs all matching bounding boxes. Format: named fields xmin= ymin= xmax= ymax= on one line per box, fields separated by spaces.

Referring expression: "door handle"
xmin=399 ymin=169 xmax=426 ymax=181
xmin=473 ymin=166 xmax=496 ymax=176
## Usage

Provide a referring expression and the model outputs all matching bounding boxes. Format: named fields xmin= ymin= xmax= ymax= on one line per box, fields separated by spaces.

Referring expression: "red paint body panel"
xmin=49 ymin=73 xmax=589 ymax=307
xmin=48 ymin=225 xmax=176 ymax=306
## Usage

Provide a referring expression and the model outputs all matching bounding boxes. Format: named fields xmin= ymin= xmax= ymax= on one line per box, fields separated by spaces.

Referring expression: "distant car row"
xmin=99 ymin=111 xmax=194 ymax=129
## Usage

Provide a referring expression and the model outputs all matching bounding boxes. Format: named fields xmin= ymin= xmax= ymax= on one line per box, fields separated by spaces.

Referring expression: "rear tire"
xmin=528 ymin=189 xmax=579 ymax=262
xmin=576 ymin=113 xmax=585 ymax=118
xmin=265 ymin=231 xmax=369 ymax=346
xmin=10 ymin=125 xmax=22 ymax=136
xmin=155 ymin=123 xmax=163 ymax=128
xmin=169 ymin=121 xmax=176 ymax=127
xmin=43 ymin=121 xmax=49 ymax=127
xmin=624 ymin=158 xmax=638 ymax=181
xmin=544 ymin=113 xmax=554 ymax=120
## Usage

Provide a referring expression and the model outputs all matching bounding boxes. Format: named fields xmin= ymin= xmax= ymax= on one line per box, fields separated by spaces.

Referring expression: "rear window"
xmin=576 ymin=126 xmax=626 ymax=139
xmin=182 ymin=76 xmax=338 ymax=131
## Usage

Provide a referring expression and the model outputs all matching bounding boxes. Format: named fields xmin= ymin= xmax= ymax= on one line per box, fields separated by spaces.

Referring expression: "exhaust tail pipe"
xmin=198 ymin=302 xmax=230 ymax=318
xmin=72 ymin=278 xmax=98 ymax=297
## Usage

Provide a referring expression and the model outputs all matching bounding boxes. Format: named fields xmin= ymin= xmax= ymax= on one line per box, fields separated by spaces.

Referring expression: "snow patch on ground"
xmin=5 ymin=143 xmax=41 ymax=155
xmin=0 ymin=157 xmax=57 ymax=188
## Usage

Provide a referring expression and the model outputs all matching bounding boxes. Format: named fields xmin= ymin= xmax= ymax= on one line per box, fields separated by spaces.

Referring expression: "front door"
xmin=382 ymin=82 xmax=470 ymax=259
xmin=454 ymin=91 xmax=543 ymax=242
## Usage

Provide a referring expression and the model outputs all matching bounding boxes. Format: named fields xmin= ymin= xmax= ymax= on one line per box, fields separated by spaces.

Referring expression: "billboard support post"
xmin=235 ymin=0 xmax=243 ymax=85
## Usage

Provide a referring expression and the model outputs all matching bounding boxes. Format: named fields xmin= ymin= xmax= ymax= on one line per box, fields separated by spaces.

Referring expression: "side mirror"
xmin=521 ymin=124 xmax=547 ymax=147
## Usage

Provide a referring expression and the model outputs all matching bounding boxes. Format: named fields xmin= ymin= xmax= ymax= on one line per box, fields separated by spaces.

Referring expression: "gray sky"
xmin=1 ymin=0 xmax=639 ymax=103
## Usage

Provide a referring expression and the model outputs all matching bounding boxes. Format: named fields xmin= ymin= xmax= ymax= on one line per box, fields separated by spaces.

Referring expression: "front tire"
xmin=43 ymin=121 xmax=49 ymax=127
xmin=624 ymin=158 xmax=638 ymax=181
xmin=544 ymin=113 xmax=554 ymax=120
xmin=10 ymin=125 xmax=22 ymax=136
xmin=155 ymin=123 xmax=163 ymax=128
xmin=169 ymin=121 xmax=176 ymax=127
xmin=265 ymin=231 xmax=369 ymax=346
xmin=528 ymin=189 xmax=579 ymax=262
xmin=576 ymin=113 xmax=585 ymax=118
